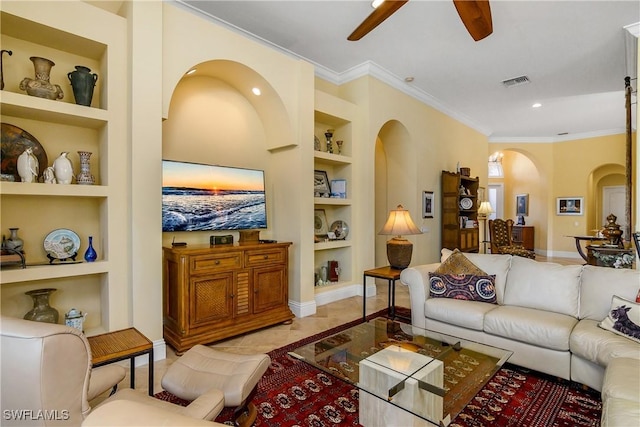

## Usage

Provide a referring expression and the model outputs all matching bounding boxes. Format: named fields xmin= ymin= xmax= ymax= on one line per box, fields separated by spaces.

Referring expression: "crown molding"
xmin=489 ymin=127 xmax=628 ymax=144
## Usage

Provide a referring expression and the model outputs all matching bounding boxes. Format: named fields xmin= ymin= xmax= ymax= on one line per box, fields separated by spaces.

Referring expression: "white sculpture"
xmin=17 ymin=147 xmax=38 ymax=183
xmin=43 ymin=166 xmax=56 ymax=184
xmin=53 ymin=152 xmax=73 ymax=184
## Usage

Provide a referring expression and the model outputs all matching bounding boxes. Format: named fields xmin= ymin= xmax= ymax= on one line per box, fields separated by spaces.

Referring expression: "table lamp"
xmin=379 ymin=205 xmax=422 ymax=269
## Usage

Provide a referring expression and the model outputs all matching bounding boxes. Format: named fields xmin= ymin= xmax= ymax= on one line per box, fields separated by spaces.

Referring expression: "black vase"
xmin=68 ymin=65 xmax=98 ymax=106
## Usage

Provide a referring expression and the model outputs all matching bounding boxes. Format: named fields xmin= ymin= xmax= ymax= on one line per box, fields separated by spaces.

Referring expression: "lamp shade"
xmin=478 ymin=201 xmax=494 ymax=216
xmin=378 ymin=205 xmax=422 ymax=237
xmin=379 ymin=205 xmax=422 ymax=270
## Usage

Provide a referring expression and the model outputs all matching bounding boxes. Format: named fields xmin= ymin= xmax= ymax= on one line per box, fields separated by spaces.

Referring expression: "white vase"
xmin=17 ymin=148 xmax=39 ymax=183
xmin=53 ymin=152 xmax=73 ymax=184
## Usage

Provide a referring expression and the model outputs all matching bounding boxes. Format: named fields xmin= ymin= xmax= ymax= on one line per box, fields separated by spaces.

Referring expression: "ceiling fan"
xmin=348 ymin=0 xmax=493 ymax=42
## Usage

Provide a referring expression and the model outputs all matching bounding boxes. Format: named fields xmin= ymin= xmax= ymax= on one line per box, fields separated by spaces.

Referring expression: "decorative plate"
xmin=1 ymin=123 xmax=48 ymax=181
xmin=459 ymin=197 xmax=473 ymax=210
xmin=43 ymin=229 xmax=81 ymax=260
xmin=329 ymin=220 xmax=349 ymax=240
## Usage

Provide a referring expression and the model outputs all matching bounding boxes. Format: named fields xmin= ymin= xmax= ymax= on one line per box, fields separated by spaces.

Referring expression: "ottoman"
xmin=162 ymin=345 xmax=271 ymax=424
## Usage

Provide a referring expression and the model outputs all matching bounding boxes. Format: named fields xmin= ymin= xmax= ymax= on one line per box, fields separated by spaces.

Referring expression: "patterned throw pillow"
xmin=598 ymin=295 xmax=640 ymax=344
xmin=428 ymin=273 xmax=497 ymax=304
xmin=435 ymin=249 xmax=488 ymax=275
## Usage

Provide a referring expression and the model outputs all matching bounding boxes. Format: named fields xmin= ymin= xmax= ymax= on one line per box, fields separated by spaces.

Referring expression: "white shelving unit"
xmin=0 ymin=1 xmax=128 ymax=335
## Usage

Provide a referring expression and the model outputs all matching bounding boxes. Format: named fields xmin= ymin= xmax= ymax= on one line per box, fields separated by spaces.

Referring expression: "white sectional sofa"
xmin=400 ymin=249 xmax=640 ymax=426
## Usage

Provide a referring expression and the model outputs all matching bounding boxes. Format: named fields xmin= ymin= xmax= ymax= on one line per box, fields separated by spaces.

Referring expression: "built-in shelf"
xmin=0 ymin=182 xmax=108 ymax=197
xmin=314 ymin=240 xmax=351 ymax=251
xmin=313 ymin=151 xmax=352 ymax=165
xmin=1 ymin=91 xmax=108 ymax=128
xmin=314 ymin=197 xmax=351 ymax=206
xmin=1 ymin=260 xmax=109 ymax=284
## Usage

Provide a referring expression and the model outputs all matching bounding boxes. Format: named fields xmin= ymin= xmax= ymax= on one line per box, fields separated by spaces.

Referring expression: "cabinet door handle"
xmin=230 ymin=294 xmax=235 ymax=298
xmin=263 ymin=255 xmax=269 ymax=260
xmin=214 ymin=260 xmax=220 ymax=265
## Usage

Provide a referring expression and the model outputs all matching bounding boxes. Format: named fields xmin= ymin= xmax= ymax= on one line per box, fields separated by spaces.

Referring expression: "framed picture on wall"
xmin=557 ymin=197 xmax=583 ymax=215
xmin=423 ymin=191 xmax=434 ymax=218
xmin=516 ymin=194 xmax=529 ymax=216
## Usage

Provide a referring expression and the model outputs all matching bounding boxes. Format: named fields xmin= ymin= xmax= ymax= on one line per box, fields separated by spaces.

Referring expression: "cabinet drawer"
xmin=245 ymin=248 xmax=286 ymax=267
xmin=190 ymin=252 xmax=242 ymax=273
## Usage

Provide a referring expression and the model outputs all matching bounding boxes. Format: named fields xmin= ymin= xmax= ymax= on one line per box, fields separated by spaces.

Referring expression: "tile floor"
xmin=91 ymin=254 xmax=582 ymax=405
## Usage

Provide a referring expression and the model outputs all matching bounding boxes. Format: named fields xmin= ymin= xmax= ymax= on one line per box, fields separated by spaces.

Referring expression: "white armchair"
xmin=0 ymin=316 xmax=126 ymax=426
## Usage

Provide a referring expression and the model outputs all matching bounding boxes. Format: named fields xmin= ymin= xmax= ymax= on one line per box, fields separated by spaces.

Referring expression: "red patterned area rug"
xmin=155 ymin=309 xmax=601 ymax=426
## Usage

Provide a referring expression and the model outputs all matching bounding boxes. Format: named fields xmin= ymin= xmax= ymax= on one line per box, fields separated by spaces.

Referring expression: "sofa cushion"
xmin=570 ymin=319 xmax=640 ymax=367
xmin=503 ymin=256 xmax=581 ymax=317
xmin=483 ymin=305 xmax=577 ymax=351
xmin=424 ymin=298 xmax=497 ymax=331
xmin=435 ymin=249 xmax=487 ymax=275
xmin=441 ymin=249 xmax=512 ymax=304
xmin=599 ymin=295 xmax=640 ymax=344
xmin=580 ymin=265 xmax=640 ymax=320
xmin=428 ymin=273 xmax=497 ymax=304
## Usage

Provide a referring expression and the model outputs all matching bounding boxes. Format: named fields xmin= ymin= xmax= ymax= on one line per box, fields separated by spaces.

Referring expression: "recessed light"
xmin=252 ymin=87 xmax=261 ymax=96
xmin=404 ymin=77 xmax=414 ymax=83
xmin=186 ymin=69 xmax=196 ymax=75
xmin=532 ymin=103 xmax=542 ymax=108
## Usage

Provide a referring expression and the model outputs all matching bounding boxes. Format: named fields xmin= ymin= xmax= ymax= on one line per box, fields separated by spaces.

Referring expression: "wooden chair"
xmin=489 ymin=218 xmax=536 ymax=259
xmin=633 ymin=232 xmax=640 ymax=258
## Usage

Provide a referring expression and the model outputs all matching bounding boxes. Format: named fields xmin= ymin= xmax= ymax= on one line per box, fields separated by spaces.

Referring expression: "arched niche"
xmin=588 ymin=163 xmax=626 ymax=233
xmin=374 ymin=120 xmax=415 ymax=267
xmin=163 ymin=60 xmax=294 ymax=158
xmin=490 ymin=149 xmax=547 ymax=251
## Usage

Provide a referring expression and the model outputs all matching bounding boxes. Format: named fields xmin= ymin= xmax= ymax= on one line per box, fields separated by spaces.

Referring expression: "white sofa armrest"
xmin=400 ymin=263 xmax=440 ymax=329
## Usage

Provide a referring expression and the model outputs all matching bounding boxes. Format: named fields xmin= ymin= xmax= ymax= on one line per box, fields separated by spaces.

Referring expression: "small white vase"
xmin=53 ymin=152 xmax=73 ymax=184
xmin=17 ymin=147 xmax=38 ymax=183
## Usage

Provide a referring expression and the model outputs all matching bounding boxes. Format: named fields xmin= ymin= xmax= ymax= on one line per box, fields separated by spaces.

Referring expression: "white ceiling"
xmin=175 ymin=0 xmax=638 ymax=142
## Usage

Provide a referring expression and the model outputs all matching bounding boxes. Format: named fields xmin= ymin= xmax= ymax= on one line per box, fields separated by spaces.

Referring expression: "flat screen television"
xmin=162 ymin=160 xmax=267 ymax=232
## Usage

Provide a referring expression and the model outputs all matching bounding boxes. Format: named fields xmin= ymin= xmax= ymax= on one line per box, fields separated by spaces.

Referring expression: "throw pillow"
xmin=435 ymin=249 xmax=488 ymax=275
xmin=428 ymin=273 xmax=497 ymax=304
xmin=598 ymin=295 xmax=640 ymax=344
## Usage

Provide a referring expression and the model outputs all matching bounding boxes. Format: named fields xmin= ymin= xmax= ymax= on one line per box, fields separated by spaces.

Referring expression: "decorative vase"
xmin=17 ymin=147 xmax=39 ymax=183
xmin=602 ymin=213 xmax=623 ymax=247
xmin=84 ymin=236 xmax=97 ymax=262
xmin=76 ymin=151 xmax=95 ymax=185
xmin=19 ymin=57 xmax=64 ymax=100
xmin=68 ymin=66 xmax=98 ymax=106
xmin=24 ymin=288 xmax=59 ymax=324
xmin=53 ymin=152 xmax=73 ymax=184
xmin=324 ymin=129 xmax=334 ymax=154
xmin=4 ymin=228 xmax=23 ymax=252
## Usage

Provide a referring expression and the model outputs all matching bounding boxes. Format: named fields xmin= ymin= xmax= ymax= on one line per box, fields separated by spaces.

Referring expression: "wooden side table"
xmin=88 ymin=327 xmax=154 ymax=396
xmin=363 ymin=266 xmax=403 ymax=321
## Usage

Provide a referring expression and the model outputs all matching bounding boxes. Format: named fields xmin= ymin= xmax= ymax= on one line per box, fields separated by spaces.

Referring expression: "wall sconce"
xmin=378 ymin=205 xmax=422 ymax=269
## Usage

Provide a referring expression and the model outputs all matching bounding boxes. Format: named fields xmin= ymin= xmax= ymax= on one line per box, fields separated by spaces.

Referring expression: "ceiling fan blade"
xmin=453 ymin=0 xmax=493 ymax=41
xmin=348 ymin=0 xmax=409 ymax=41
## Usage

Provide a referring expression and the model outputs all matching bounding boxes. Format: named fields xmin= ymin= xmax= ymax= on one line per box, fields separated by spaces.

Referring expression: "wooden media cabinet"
xmin=162 ymin=242 xmax=293 ymax=354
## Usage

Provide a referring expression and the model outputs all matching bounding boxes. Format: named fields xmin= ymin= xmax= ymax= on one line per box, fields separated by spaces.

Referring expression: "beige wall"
xmin=490 ymin=132 xmax=636 ymax=257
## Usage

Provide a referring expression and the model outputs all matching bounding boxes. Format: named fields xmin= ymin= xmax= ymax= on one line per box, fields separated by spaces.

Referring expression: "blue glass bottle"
xmin=84 ymin=236 xmax=97 ymax=262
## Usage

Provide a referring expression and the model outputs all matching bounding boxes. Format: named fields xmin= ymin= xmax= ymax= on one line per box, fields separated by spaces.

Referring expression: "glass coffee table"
xmin=289 ymin=318 xmax=512 ymax=427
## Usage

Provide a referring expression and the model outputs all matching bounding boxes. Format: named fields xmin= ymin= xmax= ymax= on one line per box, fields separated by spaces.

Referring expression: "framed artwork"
xmin=314 ymin=170 xmax=330 ymax=197
xmin=557 ymin=197 xmax=583 ymax=215
xmin=422 ymin=191 xmax=434 ymax=218
xmin=330 ymin=179 xmax=347 ymax=198
xmin=516 ymin=194 xmax=529 ymax=216
xmin=314 ymin=209 xmax=329 ymax=235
